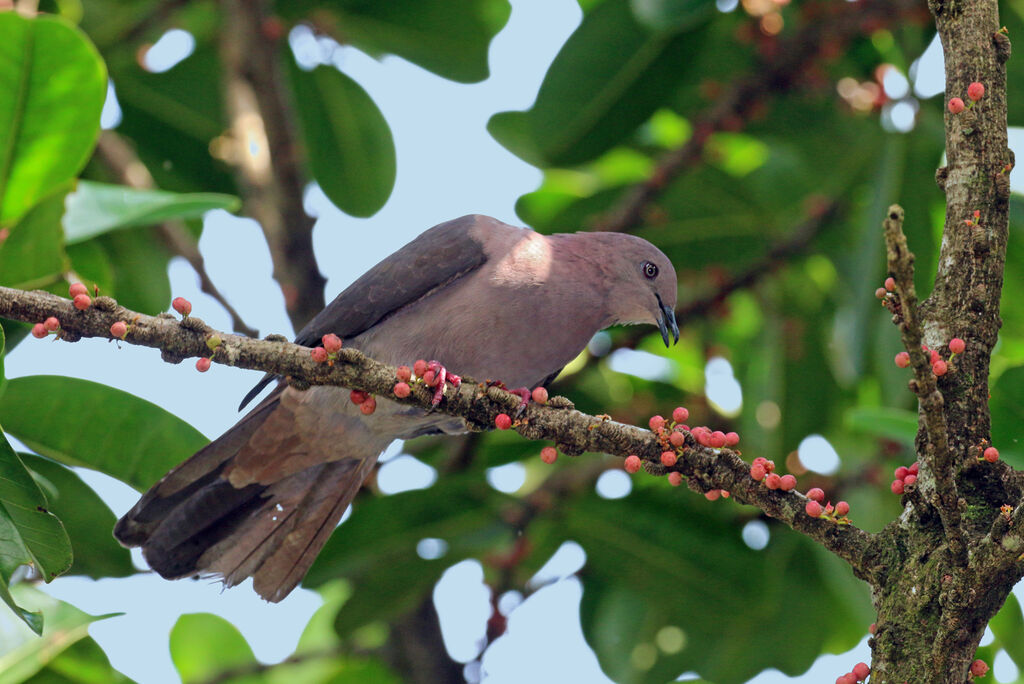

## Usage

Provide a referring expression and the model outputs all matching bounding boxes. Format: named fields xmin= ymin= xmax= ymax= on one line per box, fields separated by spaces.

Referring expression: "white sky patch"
xmin=377 ymin=455 xmax=437 ymax=494
xmin=100 ymin=81 xmax=122 ymax=129
xmin=995 ymin=649 xmax=1019 ymax=682
xmin=882 ymin=67 xmax=910 ymax=99
xmin=588 ymin=331 xmax=612 ymax=356
xmin=607 ymin=348 xmax=675 ymax=382
xmin=143 ymin=29 xmax=195 ymax=73
xmin=595 ymin=469 xmax=632 ymax=499
xmin=912 ymin=34 xmax=945 ymax=98
xmin=288 ymin=24 xmax=323 ymax=69
xmin=705 ymin=356 xmax=742 ymax=416
xmin=416 ymin=537 xmax=449 ymax=560
xmin=882 ymin=99 xmax=919 ymax=134
xmin=798 ymin=434 xmax=841 ymax=475
xmin=741 ymin=520 xmax=770 ymax=551
xmin=528 ymin=541 xmax=586 ymax=590
xmin=486 ymin=462 xmax=527 ymax=494
xmin=434 ymin=560 xmax=491 ymax=663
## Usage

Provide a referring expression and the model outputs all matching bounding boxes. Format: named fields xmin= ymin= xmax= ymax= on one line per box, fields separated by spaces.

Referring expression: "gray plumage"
xmin=115 ymin=215 xmax=679 ymax=602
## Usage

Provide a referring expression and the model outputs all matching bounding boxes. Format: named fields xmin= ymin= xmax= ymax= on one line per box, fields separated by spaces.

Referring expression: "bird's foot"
xmin=425 ymin=360 xmax=461 ymax=407
xmin=507 ymin=387 xmax=532 ymax=417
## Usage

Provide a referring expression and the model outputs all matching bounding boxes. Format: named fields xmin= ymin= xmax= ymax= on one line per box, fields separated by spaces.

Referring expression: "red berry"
xmin=895 ymin=466 xmax=909 ymax=480
xmin=948 ymin=97 xmax=965 ymax=113
xmin=705 ymin=489 xmax=721 ymax=500
xmin=932 ymin=359 xmax=948 ymax=376
xmin=321 ymin=333 xmax=342 ymax=353
xmin=949 ymin=337 xmax=965 ymax=354
xmin=396 ymin=365 xmax=412 ymax=382
xmin=930 ymin=349 xmax=941 ymax=364
xmin=661 ymin=451 xmax=678 ymax=467
xmin=875 ymin=287 xmax=887 ymax=299
xmin=393 ymin=381 xmax=411 ymax=398
xmin=68 ymin=282 xmax=88 ymax=298
xmin=172 ymin=296 xmax=191 ymax=316
xmin=780 ymin=474 xmax=797 ymax=491
xmin=43 ymin=317 xmax=60 ymax=332
xmin=807 ymin=487 xmax=826 ymax=502
xmin=73 ymin=294 xmax=91 ymax=310
xmin=531 ymin=387 xmax=549 ymax=404
xmin=413 ymin=359 xmax=428 ymax=378
xmin=891 ymin=479 xmax=905 ymax=494
xmin=984 ymin=446 xmax=999 ymax=462
xmin=495 ymin=413 xmax=512 ymax=430
xmin=750 ymin=464 xmax=766 ymax=481
xmin=836 ymin=674 xmax=857 ymax=684
xmin=709 ymin=431 xmax=727 ymax=448
xmin=669 ymin=430 xmax=685 ymax=447
xmin=852 ymin=662 xmax=870 ymax=680
xmin=895 ymin=351 xmax=910 ymax=368
xmin=540 ymin=446 xmax=557 ymax=464
xmin=649 ymin=415 xmax=666 ymax=431
xmin=667 ymin=472 xmax=683 ymax=487
xmin=311 ymin=346 xmax=328 ymax=363
xmin=196 ymin=357 xmax=211 ymax=372
xmin=970 ymin=659 xmax=989 ymax=677
xmin=884 ymin=276 xmax=896 ymax=291
xmin=909 ymin=461 xmax=919 ymax=475
xmin=765 ymin=473 xmax=781 ymax=490
xmin=110 ymin=321 xmax=127 ymax=338
xmin=724 ymin=431 xmax=740 ymax=446
xmin=349 ymin=389 xmax=368 ymax=405
xmin=672 ymin=406 xmax=689 ymax=423
xmin=806 ymin=500 xmax=823 ymax=517
xmin=360 ymin=396 xmax=377 ymax=415
xmin=903 ymin=474 xmax=917 ymax=486
xmin=624 ymin=455 xmax=642 ymax=473
xmin=835 ymin=501 xmax=850 ymax=516
xmin=423 ymin=369 xmax=438 ymax=387
xmin=868 ymin=623 xmax=876 ymax=634
xmin=968 ymin=81 xmax=985 ymax=101
xmin=31 ymin=323 xmax=47 ymax=338
xmin=764 ymin=459 xmax=776 ymax=473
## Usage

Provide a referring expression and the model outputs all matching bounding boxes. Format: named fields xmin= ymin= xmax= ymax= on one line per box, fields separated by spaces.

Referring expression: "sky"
xmin=5 ymin=0 xmax=1023 ymax=682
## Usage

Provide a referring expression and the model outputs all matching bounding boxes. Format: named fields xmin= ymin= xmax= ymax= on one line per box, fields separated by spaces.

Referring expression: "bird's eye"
xmin=642 ymin=261 xmax=659 ymax=279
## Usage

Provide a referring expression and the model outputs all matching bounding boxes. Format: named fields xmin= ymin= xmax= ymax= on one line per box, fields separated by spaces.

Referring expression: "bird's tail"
xmin=114 ymin=387 xmax=387 ymax=602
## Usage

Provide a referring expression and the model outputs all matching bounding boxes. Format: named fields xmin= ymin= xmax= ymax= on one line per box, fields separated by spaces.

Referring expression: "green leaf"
xmin=282 ymin=0 xmax=511 ymax=83
xmin=20 ymin=453 xmax=134 ymax=578
xmin=97 ymin=227 xmax=172 ymax=315
xmin=488 ymin=0 xmax=708 ymax=166
xmin=0 ymin=584 xmax=120 ymax=682
xmin=288 ymin=61 xmax=396 ymax=218
xmin=22 ymin=635 xmax=135 ymax=684
xmin=0 ymin=321 xmax=6 ymax=397
xmin=0 ymin=184 xmax=69 ymax=290
xmin=169 ymin=613 xmax=261 ymax=684
xmin=991 ymin=365 xmax=1024 ymax=466
xmin=844 ymin=406 xmax=919 ymax=446
xmin=990 ymin=592 xmax=1024 ymax=669
xmin=63 ymin=181 xmax=240 ymax=244
xmin=0 ymin=13 xmax=106 ymax=226
xmin=0 ymin=433 xmax=73 ymax=604
xmin=629 ymin=0 xmax=717 ymax=30
xmin=0 ymin=376 xmax=208 ymax=490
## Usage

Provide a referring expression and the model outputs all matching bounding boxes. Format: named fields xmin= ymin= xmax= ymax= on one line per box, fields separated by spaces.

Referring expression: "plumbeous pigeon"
xmin=114 ymin=215 xmax=679 ymax=602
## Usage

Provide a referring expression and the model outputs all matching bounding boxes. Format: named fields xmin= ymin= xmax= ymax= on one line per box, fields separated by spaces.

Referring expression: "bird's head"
xmin=597 ymin=234 xmax=679 ymax=346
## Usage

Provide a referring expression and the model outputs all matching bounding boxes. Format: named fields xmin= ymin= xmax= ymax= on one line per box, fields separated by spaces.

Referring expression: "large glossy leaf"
xmin=96 ymin=227 xmax=172 ymax=315
xmin=22 ymin=636 xmax=135 ymax=684
xmin=991 ymin=365 xmax=1024 ymax=466
xmin=170 ymin=613 xmax=261 ymax=684
xmin=63 ymin=181 xmax=240 ymax=244
xmin=0 ymin=584 xmax=120 ymax=682
xmin=281 ymin=0 xmax=510 ymax=83
xmin=0 ymin=184 xmax=68 ymax=290
xmin=288 ymin=61 xmax=396 ymax=218
xmin=629 ymin=0 xmax=717 ymax=30
xmin=488 ymin=0 xmax=708 ymax=166
xmin=0 ymin=376 xmax=208 ymax=490
xmin=0 ymin=13 xmax=106 ymax=226
xmin=20 ymin=453 xmax=133 ymax=579
xmin=570 ymin=488 xmax=871 ymax=683
xmin=0 ymin=432 xmax=73 ymax=634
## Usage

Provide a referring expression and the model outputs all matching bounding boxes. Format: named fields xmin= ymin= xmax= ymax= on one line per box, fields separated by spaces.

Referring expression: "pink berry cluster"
xmin=977 ymin=443 xmax=999 ymax=463
xmin=804 ymin=487 xmax=851 ymax=522
xmin=310 ymin=333 xmax=343 ymax=364
xmin=349 ymin=389 xmax=376 ymax=415
xmin=971 ymin=658 xmax=989 ymax=677
xmin=172 ymin=296 xmax=191 ymax=317
xmin=30 ymin=316 xmax=61 ymax=339
xmin=835 ymin=662 xmax=870 ymax=684
xmin=71 ymin=282 xmax=92 ymax=311
xmin=749 ymin=457 xmax=796 ymax=491
xmin=965 ymin=210 xmax=981 ymax=227
xmin=875 ymin=276 xmax=897 ymax=301
xmin=890 ymin=461 xmax=919 ymax=494
xmin=894 ymin=338 xmax=965 ymax=377
xmin=948 ymin=81 xmax=984 ymax=114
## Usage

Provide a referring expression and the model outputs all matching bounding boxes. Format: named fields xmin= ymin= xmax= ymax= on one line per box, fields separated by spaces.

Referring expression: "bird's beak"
xmin=655 ymin=294 xmax=679 ymax=347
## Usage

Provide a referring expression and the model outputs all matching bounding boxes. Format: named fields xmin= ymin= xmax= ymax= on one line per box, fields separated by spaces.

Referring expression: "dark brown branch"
xmin=94 ymin=133 xmax=260 ymax=338
xmin=0 ymin=284 xmax=877 ymax=576
xmin=882 ymin=205 xmax=966 ymax=567
xmin=219 ymin=0 xmax=326 ymax=330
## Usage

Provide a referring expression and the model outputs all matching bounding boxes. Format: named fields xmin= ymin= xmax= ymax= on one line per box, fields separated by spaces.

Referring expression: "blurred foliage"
xmin=2 ymin=0 xmax=1024 ymax=683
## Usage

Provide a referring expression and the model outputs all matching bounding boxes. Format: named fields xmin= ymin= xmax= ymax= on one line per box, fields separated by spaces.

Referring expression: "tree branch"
xmin=0 ymin=284 xmax=877 ymax=577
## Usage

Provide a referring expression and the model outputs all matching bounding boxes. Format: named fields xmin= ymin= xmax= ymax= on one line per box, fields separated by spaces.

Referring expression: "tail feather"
xmin=114 ymin=385 xmax=389 ymax=601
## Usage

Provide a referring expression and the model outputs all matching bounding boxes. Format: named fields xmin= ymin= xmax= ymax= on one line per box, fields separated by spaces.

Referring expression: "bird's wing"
xmin=239 ymin=215 xmax=493 ymax=409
